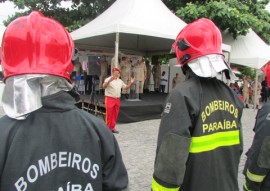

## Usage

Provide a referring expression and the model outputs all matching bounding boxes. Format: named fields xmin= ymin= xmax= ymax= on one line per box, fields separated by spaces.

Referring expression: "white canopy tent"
xmin=71 ymin=0 xmax=230 ymax=58
xmin=222 ymin=29 xmax=270 ymax=69
xmin=70 ymin=0 xmax=232 ymax=96
xmin=71 ymin=0 xmax=187 ymax=57
xmin=0 ymin=28 xmax=5 ymax=46
xmin=0 ymin=27 xmax=5 ymax=65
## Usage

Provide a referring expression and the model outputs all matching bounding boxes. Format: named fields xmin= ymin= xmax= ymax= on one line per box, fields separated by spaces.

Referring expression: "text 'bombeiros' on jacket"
xmin=0 ymin=91 xmax=128 ymax=191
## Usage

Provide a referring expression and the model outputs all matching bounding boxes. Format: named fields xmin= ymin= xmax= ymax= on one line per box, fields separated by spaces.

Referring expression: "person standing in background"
xmin=97 ymin=55 xmax=108 ymax=95
xmin=84 ymin=59 xmax=100 ymax=94
xmin=172 ymin=73 xmax=181 ymax=89
xmin=159 ymin=71 xmax=168 ymax=93
xmin=134 ymin=56 xmax=147 ymax=100
xmin=144 ymin=60 xmax=152 ymax=93
xmin=242 ymin=76 xmax=250 ymax=108
xmin=120 ymin=56 xmax=132 ymax=99
xmin=253 ymin=78 xmax=262 ymax=109
xmin=152 ymin=62 xmax=161 ymax=93
xmin=81 ymin=54 xmax=92 ymax=94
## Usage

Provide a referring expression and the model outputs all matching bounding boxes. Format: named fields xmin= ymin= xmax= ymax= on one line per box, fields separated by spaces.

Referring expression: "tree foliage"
xmin=161 ymin=0 xmax=270 ymax=78
xmin=1 ymin=0 xmax=269 ymax=78
xmin=162 ymin=0 xmax=270 ymax=44
xmin=1 ymin=0 xmax=270 ymax=43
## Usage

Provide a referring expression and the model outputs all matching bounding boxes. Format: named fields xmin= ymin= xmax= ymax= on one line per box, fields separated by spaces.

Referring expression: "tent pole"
xmin=114 ymin=32 xmax=120 ymax=68
xmin=226 ymin=51 xmax=231 ymax=85
xmin=253 ymin=69 xmax=258 ymax=110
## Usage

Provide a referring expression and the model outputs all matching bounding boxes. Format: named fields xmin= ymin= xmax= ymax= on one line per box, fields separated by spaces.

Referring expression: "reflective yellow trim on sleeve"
xmin=243 ymin=182 xmax=252 ymax=191
xmin=247 ymin=169 xmax=266 ymax=183
xmin=151 ymin=178 xmax=180 ymax=191
xmin=190 ymin=130 xmax=240 ymax=153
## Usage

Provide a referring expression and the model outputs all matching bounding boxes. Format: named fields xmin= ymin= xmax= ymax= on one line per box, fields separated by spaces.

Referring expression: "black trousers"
xmin=84 ymin=73 xmax=93 ymax=93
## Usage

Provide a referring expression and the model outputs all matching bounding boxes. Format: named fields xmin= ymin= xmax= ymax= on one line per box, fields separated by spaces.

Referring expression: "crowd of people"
xmin=0 ymin=11 xmax=269 ymax=191
xmin=230 ymin=76 xmax=269 ymax=109
xmin=71 ymin=53 xmax=183 ymax=134
xmin=72 ymin=52 xmax=183 ymax=98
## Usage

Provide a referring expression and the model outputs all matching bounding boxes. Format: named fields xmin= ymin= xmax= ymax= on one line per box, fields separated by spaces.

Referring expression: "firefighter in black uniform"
xmin=0 ymin=11 xmax=128 ymax=191
xmin=243 ymin=100 xmax=270 ymax=191
xmin=151 ymin=18 xmax=244 ymax=191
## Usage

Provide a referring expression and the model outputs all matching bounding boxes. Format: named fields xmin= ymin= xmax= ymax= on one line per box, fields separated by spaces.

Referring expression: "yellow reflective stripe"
xmin=190 ymin=130 xmax=240 ymax=153
xmin=151 ymin=178 xmax=180 ymax=191
xmin=243 ymin=182 xmax=252 ymax=191
xmin=247 ymin=169 xmax=266 ymax=183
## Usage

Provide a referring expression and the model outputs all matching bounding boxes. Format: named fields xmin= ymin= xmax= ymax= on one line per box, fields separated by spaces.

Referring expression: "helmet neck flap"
xmin=2 ymin=75 xmax=73 ymax=120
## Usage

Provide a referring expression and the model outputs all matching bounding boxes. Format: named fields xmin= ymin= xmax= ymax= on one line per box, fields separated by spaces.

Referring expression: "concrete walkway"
xmin=114 ymin=108 xmax=258 ymax=191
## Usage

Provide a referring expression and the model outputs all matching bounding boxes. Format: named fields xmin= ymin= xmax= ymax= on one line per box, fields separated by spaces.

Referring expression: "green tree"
xmin=2 ymin=0 xmax=270 ymax=42
xmin=162 ymin=0 xmax=270 ymax=44
xmin=0 ymin=0 xmax=116 ymax=32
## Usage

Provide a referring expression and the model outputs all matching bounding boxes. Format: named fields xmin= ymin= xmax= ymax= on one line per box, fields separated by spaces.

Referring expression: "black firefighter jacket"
xmin=0 ymin=91 xmax=128 ymax=191
xmin=243 ymin=101 xmax=270 ymax=191
xmin=152 ymin=73 xmax=244 ymax=191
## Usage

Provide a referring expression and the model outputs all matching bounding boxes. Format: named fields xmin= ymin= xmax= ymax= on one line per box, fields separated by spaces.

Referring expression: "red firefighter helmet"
xmin=172 ymin=18 xmax=223 ymax=66
xmin=1 ymin=11 xmax=74 ymax=82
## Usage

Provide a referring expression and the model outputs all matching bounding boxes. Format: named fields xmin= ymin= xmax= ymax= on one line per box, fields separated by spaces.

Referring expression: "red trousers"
xmin=105 ymin=96 xmax=120 ymax=131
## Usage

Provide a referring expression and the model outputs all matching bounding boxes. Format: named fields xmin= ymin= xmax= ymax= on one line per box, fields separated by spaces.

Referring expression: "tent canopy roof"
xmin=222 ymin=29 xmax=270 ymax=69
xmin=71 ymin=0 xmax=186 ymax=55
xmin=71 ymin=0 xmax=185 ymax=40
xmin=0 ymin=27 xmax=6 ymax=47
xmin=71 ymin=0 xmax=230 ymax=56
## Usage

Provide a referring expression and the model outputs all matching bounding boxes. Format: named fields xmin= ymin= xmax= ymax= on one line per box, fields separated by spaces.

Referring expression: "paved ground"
xmin=0 ymin=104 xmax=261 ymax=191
xmin=114 ymin=108 xmax=259 ymax=191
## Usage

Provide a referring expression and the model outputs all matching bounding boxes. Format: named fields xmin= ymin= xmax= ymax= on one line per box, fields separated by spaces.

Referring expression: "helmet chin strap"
xmin=181 ymin=64 xmax=190 ymax=76
xmin=2 ymin=75 xmax=73 ymax=120
xmin=224 ymin=68 xmax=231 ymax=80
